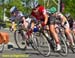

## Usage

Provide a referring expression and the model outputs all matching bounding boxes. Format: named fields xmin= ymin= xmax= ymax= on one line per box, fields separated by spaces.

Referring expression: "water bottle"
xmin=33 ymin=26 xmax=39 ymax=32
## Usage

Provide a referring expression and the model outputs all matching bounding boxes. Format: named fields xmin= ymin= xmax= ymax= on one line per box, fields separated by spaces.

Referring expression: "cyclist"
xmin=65 ymin=13 xmax=74 ymax=30
xmin=30 ymin=3 xmax=61 ymax=51
xmin=9 ymin=18 xmax=16 ymax=32
xmin=48 ymin=7 xmax=75 ymax=47
xmin=65 ymin=13 xmax=75 ymax=37
xmin=10 ymin=6 xmax=28 ymax=30
xmin=73 ymin=21 xmax=75 ymax=35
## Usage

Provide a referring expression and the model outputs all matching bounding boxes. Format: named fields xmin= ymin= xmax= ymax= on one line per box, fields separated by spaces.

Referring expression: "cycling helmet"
xmin=33 ymin=2 xmax=38 ymax=8
xmin=65 ymin=13 xmax=70 ymax=18
xmin=10 ymin=6 xmax=17 ymax=13
xmin=49 ymin=7 xmax=57 ymax=14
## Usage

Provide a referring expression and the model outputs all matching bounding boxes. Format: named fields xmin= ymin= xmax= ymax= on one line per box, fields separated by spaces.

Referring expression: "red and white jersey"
xmin=31 ymin=6 xmax=47 ymax=20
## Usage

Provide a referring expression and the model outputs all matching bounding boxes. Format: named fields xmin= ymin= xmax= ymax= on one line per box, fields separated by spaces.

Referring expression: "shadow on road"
xmin=9 ymin=47 xmax=61 ymax=57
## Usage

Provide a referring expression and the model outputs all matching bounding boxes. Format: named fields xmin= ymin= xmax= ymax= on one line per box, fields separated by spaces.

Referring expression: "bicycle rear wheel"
xmin=14 ymin=30 xmax=27 ymax=50
xmin=34 ymin=31 xmax=51 ymax=57
xmin=0 ymin=43 xmax=4 ymax=53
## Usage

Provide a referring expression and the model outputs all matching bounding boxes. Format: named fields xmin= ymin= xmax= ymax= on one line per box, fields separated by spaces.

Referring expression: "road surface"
xmin=0 ymin=28 xmax=75 ymax=58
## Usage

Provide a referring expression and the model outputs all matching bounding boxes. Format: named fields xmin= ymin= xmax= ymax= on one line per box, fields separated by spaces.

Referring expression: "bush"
xmin=0 ymin=20 xmax=6 ymax=28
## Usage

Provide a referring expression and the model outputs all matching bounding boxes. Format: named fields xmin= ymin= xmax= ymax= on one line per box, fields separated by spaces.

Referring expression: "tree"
xmin=1 ymin=0 xmax=75 ymax=18
xmin=4 ymin=0 xmax=26 ymax=17
xmin=0 ymin=6 xmax=3 ymax=20
xmin=63 ymin=0 xmax=75 ymax=18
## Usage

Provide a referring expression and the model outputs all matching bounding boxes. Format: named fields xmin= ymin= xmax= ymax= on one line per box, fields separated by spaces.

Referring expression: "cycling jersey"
xmin=56 ymin=12 xmax=67 ymax=22
xmin=10 ymin=11 xmax=24 ymax=22
xmin=31 ymin=5 xmax=46 ymax=20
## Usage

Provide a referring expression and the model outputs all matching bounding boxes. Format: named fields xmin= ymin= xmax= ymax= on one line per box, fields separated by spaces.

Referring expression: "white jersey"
xmin=56 ymin=12 xmax=69 ymax=28
xmin=56 ymin=12 xmax=68 ymax=22
xmin=10 ymin=11 xmax=24 ymax=21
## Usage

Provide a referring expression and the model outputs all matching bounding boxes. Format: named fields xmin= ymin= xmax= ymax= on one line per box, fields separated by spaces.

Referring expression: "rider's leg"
xmin=64 ymin=22 xmax=75 ymax=46
xmin=30 ymin=22 xmax=35 ymax=29
xmin=73 ymin=30 xmax=75 ymax=35
xmin=22 ymin=17 xmax=29 ymax=29
xmin=26 ymin=21 xmax=35 ymax=37
xmin=73 ymin=27 xmax=75 ymax=35
xmin=65 ymin=28 xmax=75 ymax=46
xmin=48 ymin=16 xmax=61 ymax=51
xmin=49 ymin=24 xmax=61 ymax=51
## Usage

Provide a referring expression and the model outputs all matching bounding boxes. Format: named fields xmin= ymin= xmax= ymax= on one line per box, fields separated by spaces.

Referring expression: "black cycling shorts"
xmin=47 ymin=16 xmax=58 ymax=25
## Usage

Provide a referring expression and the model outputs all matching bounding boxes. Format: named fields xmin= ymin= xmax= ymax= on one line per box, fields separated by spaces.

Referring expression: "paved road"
xmin=0 ymin=28 xmax=75 ymax=58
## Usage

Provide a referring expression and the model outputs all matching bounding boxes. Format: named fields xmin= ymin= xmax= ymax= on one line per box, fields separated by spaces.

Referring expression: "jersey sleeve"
xmin=43 ymin=9 xmax=47 ymax=15
xmin=10 ymin=16 xmax=15 ymax=21
xmin=39 ymin=6 xmax=47 ymax=15
xmin=19 ymin=11 xmax=24 ymax=17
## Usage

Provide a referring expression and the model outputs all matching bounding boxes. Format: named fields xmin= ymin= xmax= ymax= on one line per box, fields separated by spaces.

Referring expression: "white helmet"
xmin=65 ymin=13 xmax=70 ymax=18
xmin=33 ymin=2 xmax=38 ymax=8
xmin=10 ymin=6 xmax=17 ymax=13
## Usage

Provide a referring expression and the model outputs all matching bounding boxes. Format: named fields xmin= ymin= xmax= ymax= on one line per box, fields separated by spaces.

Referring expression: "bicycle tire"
xmin=58 ymin=32 xmax=68 ymax=56
xmin=0 ymin=43 xmax=4 ymax=53
xmin=33 ymin=31 xmax=51 ymax=57
xmin=69 ymin=32 xmax=75 ymax=53
xmin=30 ymin=33 xmax=38 ymax=50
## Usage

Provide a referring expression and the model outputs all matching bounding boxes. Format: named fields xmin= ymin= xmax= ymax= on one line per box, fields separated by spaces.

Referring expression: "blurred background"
xmin=0 ymin=0 xmax=75 ymax=28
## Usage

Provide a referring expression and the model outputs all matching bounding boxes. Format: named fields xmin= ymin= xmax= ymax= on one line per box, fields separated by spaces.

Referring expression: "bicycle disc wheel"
xmin=34 ymin=32 xmax=51 ymax=57
xmin=14 ymin=30 xmax=26 ymax=50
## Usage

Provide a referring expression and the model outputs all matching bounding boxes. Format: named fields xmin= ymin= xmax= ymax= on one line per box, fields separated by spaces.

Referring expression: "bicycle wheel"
xmin=58 ymin=32 xmax=68 ymax=56
xmin=69 ymin=32 xmax=75 ymax=53
xmin=34 ymin=31 xmax=51 ymax=57
xmin=0 ymin=43 xmax=4 ymax=53
xmin=30 ymin=33 xmax=39 ymax=50
xmin=14 ymin=30 xmax=27 ymax=50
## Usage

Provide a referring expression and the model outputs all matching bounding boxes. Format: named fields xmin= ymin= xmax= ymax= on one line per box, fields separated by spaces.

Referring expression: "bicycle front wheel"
xmin=34 ymin=31 xmax=51 ymax=57
xmin=58 ymin=33 xmax=68 ymax=56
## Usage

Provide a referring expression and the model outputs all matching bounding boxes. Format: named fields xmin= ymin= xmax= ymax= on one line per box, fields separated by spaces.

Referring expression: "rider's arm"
xmin=19 ymin=11 xmax=27 ymax=24
xmin=21 ymin=16 xmax=27 ymax=24
xmin=43 ymin=10 xmax=48 ymax=25
xmin=61 ymin=15 xmax=67 ymax=25
xmin=21 ymin=16 xmax=28 ymax=28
